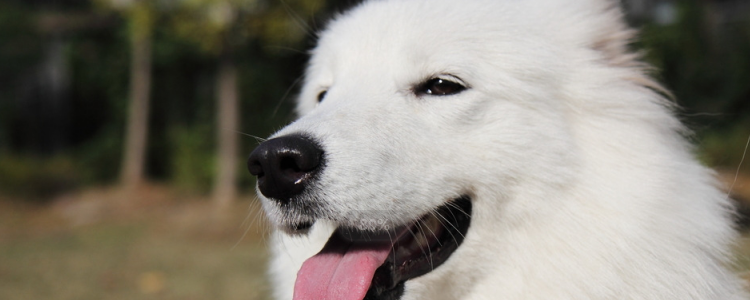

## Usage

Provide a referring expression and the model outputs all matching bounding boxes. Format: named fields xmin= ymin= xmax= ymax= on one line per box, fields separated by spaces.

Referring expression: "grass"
xmin=0 ymin=185 xmax=272 ymax=300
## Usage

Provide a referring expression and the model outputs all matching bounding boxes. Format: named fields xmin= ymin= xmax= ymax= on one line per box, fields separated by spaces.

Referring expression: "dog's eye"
xmin=415 ymin=77 xmax=466 ymax=96
xmin=317 ymin=90 xmax=327 ymax=103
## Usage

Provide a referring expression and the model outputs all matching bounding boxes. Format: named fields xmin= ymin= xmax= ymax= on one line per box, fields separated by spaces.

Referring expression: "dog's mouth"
xmin=293 ymin=196 xmax=472 ymax=300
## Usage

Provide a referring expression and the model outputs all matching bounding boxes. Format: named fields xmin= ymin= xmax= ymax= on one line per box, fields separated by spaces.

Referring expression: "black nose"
xmin=247 ymin=134 xmax=324 ymax=202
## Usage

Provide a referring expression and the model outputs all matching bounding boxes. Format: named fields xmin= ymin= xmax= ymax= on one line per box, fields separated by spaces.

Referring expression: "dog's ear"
xmin=572 ymin=0 xmax=672 ymax=99
xmin=587 ymin=2 xmax=641 ymax=68
xmin=548 ymin=0 xmax=641 ymax=69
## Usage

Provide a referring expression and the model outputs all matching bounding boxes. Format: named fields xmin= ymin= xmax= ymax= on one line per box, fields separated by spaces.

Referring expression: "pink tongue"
xmin=293 ymin=233 xmax=392 ymax=300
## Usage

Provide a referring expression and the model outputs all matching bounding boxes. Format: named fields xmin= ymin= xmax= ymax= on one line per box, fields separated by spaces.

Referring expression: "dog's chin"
xmin=286 ymin=196 xmax=472 ymax=300
xmin=271 ymin=214 xmax=316 ymax=236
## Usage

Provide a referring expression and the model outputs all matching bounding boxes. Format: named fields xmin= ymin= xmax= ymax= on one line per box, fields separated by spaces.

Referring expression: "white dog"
xmin=247 ymin=0 xmax=749 ymax=299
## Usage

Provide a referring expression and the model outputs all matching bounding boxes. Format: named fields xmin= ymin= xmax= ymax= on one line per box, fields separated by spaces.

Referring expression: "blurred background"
xmin=0 ymin=0 xmax=749 ymax=299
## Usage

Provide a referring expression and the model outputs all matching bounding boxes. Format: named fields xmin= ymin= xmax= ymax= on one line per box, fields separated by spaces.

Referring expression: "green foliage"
xmin=92 ymin=0 xmax=155 ymax=40
xmin=0 ymin=3 xmax=42 ymax=152
xmin=75 ymin=127 xmax=124 ymax=184
xmin=127 ymin=0 xmax=156 ymax=40
xmin=167 ymin=0 xmax=253 ymax=54
xmin=169 ymin=125 xmax=215 ymax=193
xmin=249 ymin=0 xmax=325 ymax=46
xmin=166 ymin=0 xmax=325 ymax=55
xmin=637 ymin=1 xmax=750 ymax=124
xmin=65 ymin=17 xmax=130 ymax=185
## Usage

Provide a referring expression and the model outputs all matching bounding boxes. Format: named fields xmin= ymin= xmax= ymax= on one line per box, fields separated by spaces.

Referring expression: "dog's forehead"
xmin=310 ymin=1 xmax=505 ymax=78
xmin=306 ymin=0 xmax=588 ymax=83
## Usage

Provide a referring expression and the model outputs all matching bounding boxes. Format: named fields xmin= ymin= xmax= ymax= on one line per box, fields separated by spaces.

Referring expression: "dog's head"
xmin=248 ymin=0 xmax=646 ymax=298
xmin=248 ymin=0 xmax=607 ymax=232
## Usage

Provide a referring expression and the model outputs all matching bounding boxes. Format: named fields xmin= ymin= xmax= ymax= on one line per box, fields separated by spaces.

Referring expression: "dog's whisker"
xmin=406 ymin=225 xmax=430 ymax=264
xmin=432 ymin=210 xmax=460 ymax=245
xmin=232 ymin=198 xmax=265 ymax=250
xmin=236 ymin=131 xmax=267 ymax=143
xmin=426 ymin=211 xmax=445 ymax=247
xmin=446 ymin=201 xmax=472 ymax=218
xmin=414 ymin=220 xmax=435 ymax=270
xmin=250 ymin=197 xmax=273 ymax=245
xmin=386 ymin=228 xmax=397 ymax=271
xmin=434 ymin=211 xmax=466 ymax=241
xmin=272 ymin=75 xmax=305 ymax=118
xmin=279 ymin=0 xmax=316 ymax=40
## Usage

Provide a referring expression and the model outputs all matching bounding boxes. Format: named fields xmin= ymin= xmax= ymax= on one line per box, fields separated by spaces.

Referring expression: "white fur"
xmin=260 ymin=0 xmax=750 ymax=299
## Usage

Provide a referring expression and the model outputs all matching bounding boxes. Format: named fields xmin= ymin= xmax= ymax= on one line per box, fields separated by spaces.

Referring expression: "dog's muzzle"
xmin=247 ymin=134 xmax=324 ymax=203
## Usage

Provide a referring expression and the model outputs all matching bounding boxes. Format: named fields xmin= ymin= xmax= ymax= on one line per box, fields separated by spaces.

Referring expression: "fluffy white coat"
xmin=260 ymin=0 xmax=750 ymax=299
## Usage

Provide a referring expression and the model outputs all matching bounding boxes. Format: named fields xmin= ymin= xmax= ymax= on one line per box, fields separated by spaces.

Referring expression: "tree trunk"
xmin=212 ymin=55 xmax=239 ymax=210
xmin=120 ymin=33 xmax=152 ymax=188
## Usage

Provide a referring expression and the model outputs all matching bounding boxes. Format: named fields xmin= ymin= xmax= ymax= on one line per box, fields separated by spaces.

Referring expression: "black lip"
xmin=356 ymin=196 xmax=473 ymax=300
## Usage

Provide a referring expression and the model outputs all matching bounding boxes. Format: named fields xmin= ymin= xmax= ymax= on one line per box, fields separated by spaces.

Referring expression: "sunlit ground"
xmin=1 ymin=173 xmax=750 ymax=300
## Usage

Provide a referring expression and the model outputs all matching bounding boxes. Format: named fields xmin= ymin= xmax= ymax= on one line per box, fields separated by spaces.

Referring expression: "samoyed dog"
xmin=247 ymin=0 xmax=749 ymax=299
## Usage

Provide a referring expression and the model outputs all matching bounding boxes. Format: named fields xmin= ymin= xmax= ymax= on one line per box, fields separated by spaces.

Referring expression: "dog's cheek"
xmin=443 ymin=98 xmax=577 ymax=190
